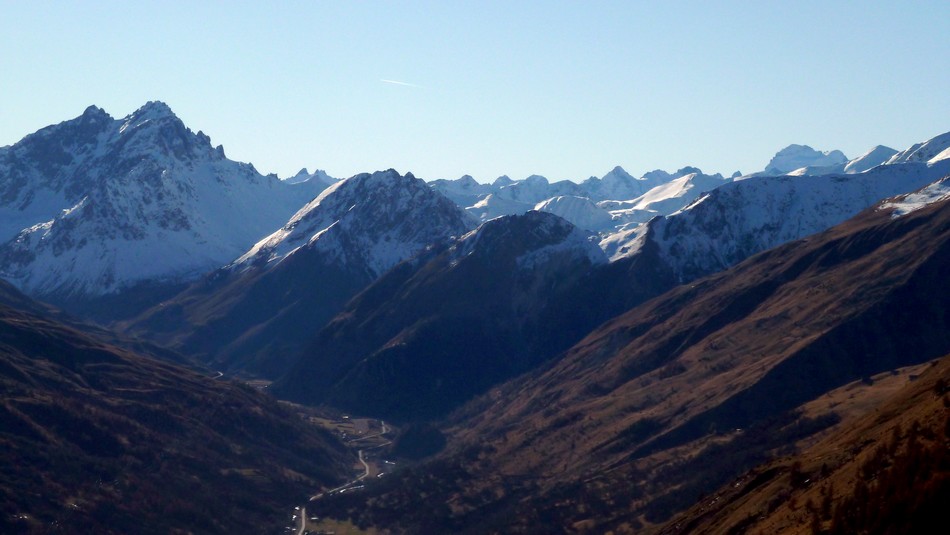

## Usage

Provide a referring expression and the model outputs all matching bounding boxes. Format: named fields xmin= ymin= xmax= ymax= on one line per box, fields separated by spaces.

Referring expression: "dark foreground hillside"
xmin=0 ymin=295 xmax=348 ymax=534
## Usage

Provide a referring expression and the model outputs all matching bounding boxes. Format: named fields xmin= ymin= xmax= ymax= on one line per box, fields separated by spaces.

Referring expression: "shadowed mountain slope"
xmin=307 ymin=180 xmax=950 ymax=533
xmin=123 ymin=170 xmax=474 ymax=378
xmin=0 ymin=294 xmax=348 ymax=534
xmin=272 ymin=211 xmax=618 ymax=421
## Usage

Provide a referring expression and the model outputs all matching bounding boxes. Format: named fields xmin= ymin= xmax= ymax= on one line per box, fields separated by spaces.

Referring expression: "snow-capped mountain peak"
xmin=639 ymin=157 xmax=950 ymax=282
xmin=80 ymin=104 xmax=110 ymax=122
xmin=842 ymin=145 xmax=898 ymax=174
xmin=492 ymin=175 xmax=514 ymax=187
xmin=880 ymin=176 xmax=950 ymax=218
xmin=886 ymin=131 xmax=950 ymax=165
xmin=763 ymin=144 xmax=848 ymax=175
xmin=232 ymin=169 xmax=476 ymax=277
xmin=452 ymin=210 xmax=606 ymax=269
xmin=287 ymin=168 xmax=313 ymax=184
xmin=283 ymin=167 xmax=338 ymax=187
xmin=125 ymin=100 xmax=176 ymax=124
xmin=581 ymin=166 xmax=643 ymax=201
xmin=534 ymin=195 xmax=615 ymax=231
xmin=0 ymin=103 xmax=328 ymax=300
xmin=604 ymin=165 xmax=632 ymax=180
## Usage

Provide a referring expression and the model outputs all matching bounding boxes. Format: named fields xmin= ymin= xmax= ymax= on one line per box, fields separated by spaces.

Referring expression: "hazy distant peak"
xmin=492 ymin=175 xmax=514 ymax=187
xmin=608 ymin=165 xmax=629 ymax=176
xmin=534 ymin=195 xmax=615 ymax=232
xmin=128 ymin=100 xmax=177 ymax=122
xmin=284 ymin=168 xmax=337 ymax=186
xmin=118 ymin=101 xmax=187 ymax=142
xmin=457 ymin=174 xmax=478 ymax=186
xmin=80 ymin=104 xmax=111 ymax=121
xmin=455 ymin=210 xmax=604 ymax=267
xmin=603 ymin=165 xmax=634 ymax=181
xmin=675 ymin=166 xmax=702 ymax=177
xmin=763 ymin=144 xmax=848 ymax=175
xmin=886 ymin=131 xmax=950 ymax=165
xmin=642 ymin=169 xmax=673 ymax=181
xmin=843 ymin=145 xmax=898 ymax=174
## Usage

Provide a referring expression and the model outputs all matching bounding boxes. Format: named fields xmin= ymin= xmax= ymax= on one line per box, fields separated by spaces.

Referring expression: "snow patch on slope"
xmin=516 ymin=214 xmax=608 ymax=270
xmin=762 ymin=144 xmax=848 ymax=175
xmin=887 ymin=131 xmax=950 ymax=165
xmin=843 ymin=145 xmax=899 ymax=174
xmin=0 ymin=102 xmax=327 ymax=296
xmin=648 ymin=159 xmax=950 ymax=281
xmin=599 ymin=222 xmax=651 ymax=261
xmin=534 ymin=196 xmax=615 ymax=231
xmin=450 ymin=211 xmax=605 ymax=270
xmin=466 ymin=194 xmax=534 ymax=222
xmin=880 ymin=176 xmax=950 ymax=218
xmin=620 ymin=172 xmax=731 ymax=213
xmin=232 ymin=169 xmax=476 ymax=278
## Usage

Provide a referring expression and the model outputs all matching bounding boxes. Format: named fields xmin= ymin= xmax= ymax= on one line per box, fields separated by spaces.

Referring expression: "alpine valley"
xmin=2 ymin=102 xmax=948 ymax=534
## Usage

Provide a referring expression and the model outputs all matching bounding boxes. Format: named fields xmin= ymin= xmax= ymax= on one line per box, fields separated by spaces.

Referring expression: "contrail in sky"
xmin=380 ymin=79 xmax=423 ymax=88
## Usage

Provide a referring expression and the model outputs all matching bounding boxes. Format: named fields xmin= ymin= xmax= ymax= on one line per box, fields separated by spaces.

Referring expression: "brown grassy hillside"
xmin=0 ymin=299 xmax=349 ymax=534
xmin=663 ymin=355 xmax=950 ymax=535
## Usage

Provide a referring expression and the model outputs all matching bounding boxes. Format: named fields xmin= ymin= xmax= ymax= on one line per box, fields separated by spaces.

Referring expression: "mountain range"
xmin=271 ymin=210 xmax=609 ymax=419
xmin=267 ymin=147 xmax=950 ymax=421
xmin=307 ymin=174 xmax=950 ymax=534
xmin=123 ymin=169 xmax=474 ymax=377
xmin=1 ymin=102 xmax=948 ymax=533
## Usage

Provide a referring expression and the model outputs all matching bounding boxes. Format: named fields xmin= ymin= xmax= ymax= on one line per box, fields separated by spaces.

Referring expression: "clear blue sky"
xmin=2 ymin=1 xmax=948 ymax=182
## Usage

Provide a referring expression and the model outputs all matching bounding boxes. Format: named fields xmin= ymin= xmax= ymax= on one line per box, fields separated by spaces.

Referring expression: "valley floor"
xmin=277 ymin=408 xmax=394 ymax=535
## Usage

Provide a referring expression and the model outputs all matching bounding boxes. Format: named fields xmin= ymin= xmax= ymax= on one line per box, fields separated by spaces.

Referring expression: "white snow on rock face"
xmin=283 ymin=167 xmax=338 ymax=187
xmin=512 ymin=212 xmax=608 ymax=270
xmin=437 ymin=166 xmax=715 ymax=225
xmin=494 ymin=174 xmax=583 ymax=205
xmin=599 ymin=222 xmax=651 ymax=261
xmin=879 ymin=176 xmax=950 ymax=218
xmin=886 ymin=131 xmax=950 ymax=165
xmin=580 ymin=165 xmax=683 ymax=202
xmin=0 ymin=102 xmax=326 ymax=297
xmin=432 ymin=173 xmax=585 ymax=221
xmin=232 ymin=169 xmax=476 ymax=278
xmin=0 ymin=105 xmax=112 ymax=243
xmin=787 ymin=145 xmax=899 ymax=177
xmin=614 ymin=172 xmax=732 ymax=215
xmin=930 ymin=147 xmax=950 ymax=165
xmin=597 ymin=131 xmax=950 ymax=267
xmin=466 ymin=193 xmax=535 ymax=222
xmin=843 ymin=145 xmax=899 ymax=174
xmin=429 ymin=174 xmax=495 ymax=208
xmin=644 ymin=158 xmax=950 ymax=282
xmin=590 ymin=170 xmax=733 ymax=231
xmin=534 ymin=195 xmax=615 ymax=232
xmin=450 ymin=210 xmax=606 ymax=270
xmin=760 ymin=144 xmax=848 ymax=176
